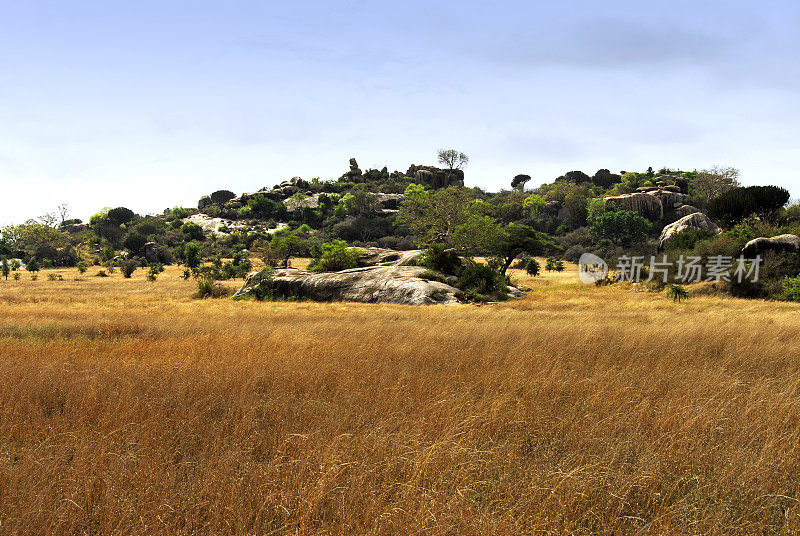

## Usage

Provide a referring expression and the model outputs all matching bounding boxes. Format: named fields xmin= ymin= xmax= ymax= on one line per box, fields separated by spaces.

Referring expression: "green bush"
xmin=120 ymin=260 xmax=138 ymax=278
xmin=457 ymin=263 xmax=507 ymax=295
xmin=76 ymin=261 xmax=88 ymax=274
xmin=780 ymin=275 xmax=800 ymax=302
xmin=420 ymin=244 xmax=462 ymax=275
xmin=309 ymin=240 xmax=362 ymax=272
xmin=589 ymin=210 xmax=652 ymax=246
xmin=666 ymin=284 xmax=689 ymax=302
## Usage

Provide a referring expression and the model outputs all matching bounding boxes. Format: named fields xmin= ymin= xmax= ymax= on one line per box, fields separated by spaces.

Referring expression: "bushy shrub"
xmin=194 ymin=275 xmax=229 ymax=299
xmin=107 ymin=207 xmax=135 ymax=226
xmin=146 ymin=263 xmax=164 ymax=282
xmin=121 ymin=260 xmax=138 ymax=278
xmin=181 ymin=222 xmax=205 ymax=241
xmin=210 ymin=190 xmax=236 ymax=206
xmin=666 ymin=284 xmax=689 ymax=302
xmin=76 ymin=261 xmax=88 ymax=274
xmin=780 ymin=275 xmax=800 ymax=302
xmin=589 ymin=210 xmax=652 ymax=246
xmin=309 ymin=240 xmax=362 ymax=272
xmin=420 ymin=244 xmax=462 ymax=275
xmin=457 ymin=263 xmax=507 ymax=295
xmin=663 ymin=229 xmax=715 ymax=251
xmin=708 ymin=185 xmax=790 ymax=226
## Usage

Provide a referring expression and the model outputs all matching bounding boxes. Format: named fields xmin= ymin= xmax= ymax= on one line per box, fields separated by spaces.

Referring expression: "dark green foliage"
xmin=491 ymin=223 xmax=560 ymax=275
xmin=511 ymin=174 xmax=531 ymax=191
xmin=26 ymin=258 xmax=39 ymax=272
xmin=589 ymin=210 xmax=652 ymax=246
xmin=146 ymin=263 xmax=164 ymax=282
xmin=780 ymin=275 xmax=800 ymax=302
xmin=663 ymin=229 xmax=715 ymax=251
xmin=457 ymin=263 xmax=507 ymax=295
xmin=181 ymin=222 xmax=205 ymax=241
xmin=708 ymin=186 xmax=790 ymax=226
xmin=123 ymin=233 xmax=147 ymax=255
xmin=120 ymin=259 xmax=138 ymax=278
xmin=557 ymin=171 xmax=592 ymax=184
xmin=513 ymin=255 xmax=541 ymax=276
xmin=666 ymin=284 xmax=689 ymax=302
xmin=107 ymin=207 xmax=135 ymax=226
xmin=76 ymin=261 xmax=88 ymax=274
xmin=183 ymin=242 xmax=202 ymax=269
xmin=210 ymin=190 xmax=236 ymax=206
xmin=420 ymin=244 xmax=462 ymax=275
xmin=1 ymin=257 xmax=9 ymax=280
xmin=592 ymin=169 xmax=622 ymax=188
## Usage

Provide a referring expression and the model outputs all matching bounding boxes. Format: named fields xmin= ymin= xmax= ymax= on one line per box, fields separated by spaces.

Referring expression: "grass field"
xmin=2 ymin=263 xmax=800 ymax=534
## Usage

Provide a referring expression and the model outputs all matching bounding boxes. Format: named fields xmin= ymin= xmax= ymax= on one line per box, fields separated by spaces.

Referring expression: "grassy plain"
xmin=1 ymin=262 xmax=800 ymax=534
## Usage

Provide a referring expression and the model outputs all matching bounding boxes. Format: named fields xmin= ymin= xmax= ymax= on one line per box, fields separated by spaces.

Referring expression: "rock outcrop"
xmin=658 ymin=213 xmax=721 ymax=250
xmin=605 ymin=192 xmax=664 ymax=221
xmin=356 ymin=248 xmax=423 ymax=267
xmin=406 ymin=164 xmax=464 ymax=188
xmin=344 ymin=158 xmax=362 ymax=179
xmin=674 ymin=205 xmax=701 ymax=218
xmin=198 ymin=195 xmax=213 ymax=210
xmin=144 ymin=242 xmax=160 ymax=263
xmin=234 ymin=266 xmax=462 ymax=305
xmin=742 ymin=234 xmax=800 ymax=257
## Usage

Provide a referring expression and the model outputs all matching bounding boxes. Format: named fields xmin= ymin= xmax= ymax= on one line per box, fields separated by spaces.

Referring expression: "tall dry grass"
xmin=1 ymin=264 xmax=800 ymax=534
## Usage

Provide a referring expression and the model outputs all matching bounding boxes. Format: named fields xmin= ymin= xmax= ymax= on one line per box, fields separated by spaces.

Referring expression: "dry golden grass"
xmin=2 ymin=262 xmax=800 ymax=534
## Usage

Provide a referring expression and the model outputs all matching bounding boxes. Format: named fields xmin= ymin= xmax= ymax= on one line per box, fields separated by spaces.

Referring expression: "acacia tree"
xmin=437 ymin=149 xmax=469 ymax=171
xmin=490 ymin=223 xmax=560 ymax=275
xmin=397 ymin=185 xmax=484 ymax=247
xmin=511 ymin=174 xmax=531 ymax=191
xmin=692 ymin=166 xmax=740 ymax=207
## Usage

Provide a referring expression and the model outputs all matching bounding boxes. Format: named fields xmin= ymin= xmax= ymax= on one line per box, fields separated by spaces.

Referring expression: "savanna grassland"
xmin=1 ymin=264 xmax=800 ymax=535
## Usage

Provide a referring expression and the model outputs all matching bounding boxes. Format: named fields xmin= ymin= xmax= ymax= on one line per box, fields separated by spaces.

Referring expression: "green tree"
xmin=76 ymin=261 xmax=88 ymax=274
xmin=511 ymin=174 xmax=531 ymax=191
xmin=692 ymin=166 xmax=740 ymax=207
xmin=1 ymin=257 xmax=9 ymax=280
xmin=437 ymin=149 xmax=469 ymax=171
xmin=490 ymin=224 xmax=560 ymax=275
xmin=589 ymin=210 xmax=652 ymax=246
xmin=210 ymin=190 xmax=236 ymax=206
xmin=107 ymin=207 xmax=136 ymax=226
xmin=708 ymin=185 xmax=790 ymax=226
xmin=26 ymin=257 xmax=40 ymax=273
xmin=397 ymin=186 xmax=486 ymax=247
xmin=183 ymin=242 xmax=202 ymax=270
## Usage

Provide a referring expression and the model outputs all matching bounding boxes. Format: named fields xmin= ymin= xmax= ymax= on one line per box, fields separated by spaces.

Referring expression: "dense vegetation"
xmin=2 ymin=156 xmax=800 ymax=300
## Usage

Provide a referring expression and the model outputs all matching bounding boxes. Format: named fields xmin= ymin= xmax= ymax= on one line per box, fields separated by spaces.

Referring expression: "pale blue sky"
xmin=2 ymin=0 xmax=799 ymax=223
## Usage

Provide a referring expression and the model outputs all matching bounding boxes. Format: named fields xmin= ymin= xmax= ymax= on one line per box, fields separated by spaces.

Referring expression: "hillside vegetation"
xmin=1 ymin=264 xmax=800 ymax=534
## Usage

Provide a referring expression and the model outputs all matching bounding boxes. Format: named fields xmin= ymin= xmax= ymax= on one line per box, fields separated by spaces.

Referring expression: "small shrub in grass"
xmin=146 ymin=263 xmax=164 ymax=282
xmin=666 ymin=283 xmax=689 ymax=303
xmin=194 ymin=275 xmax=229 ymax=299
xmin=514 ymin=256 xmax=541 ymax=277
xmin=77 ymin=261 xmax=88 ymax=274
xmin=13 ymin=272 xmax=21 ymax=280
xmin=95 ymin=270 xmax=108 ymax=277
xmin=780 ymin=275 xmax=800 ymax=302
xmin=31 ymin=274 xmax=38 ymax=281
xmin=121 ymin=260 xmax=138 ymax=278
